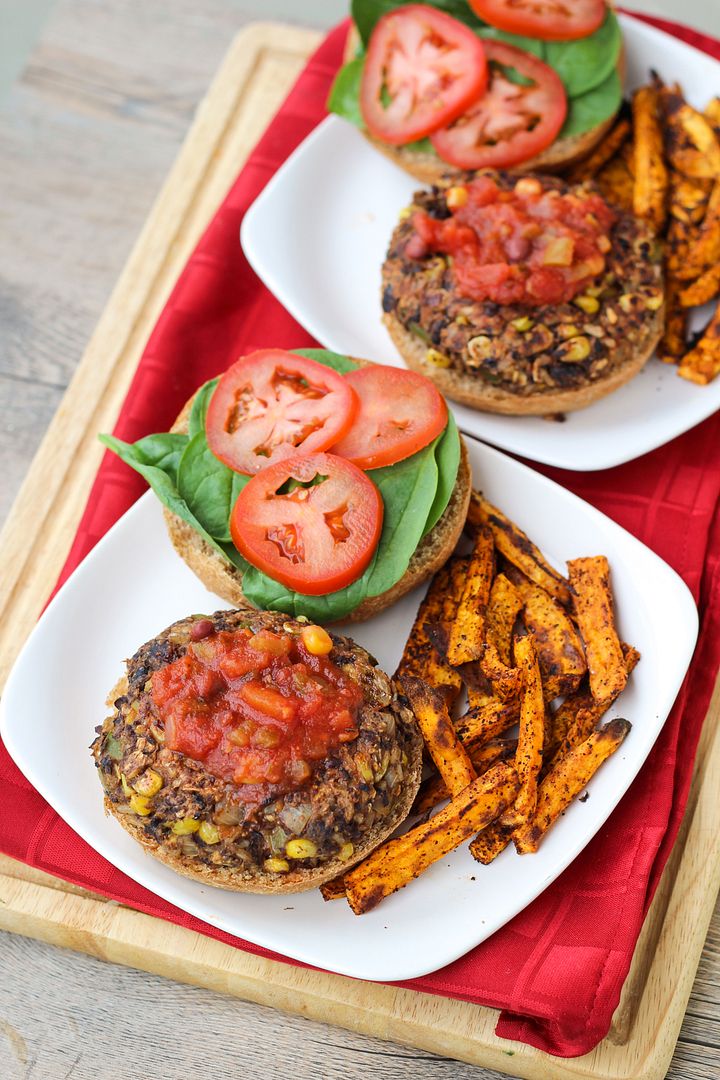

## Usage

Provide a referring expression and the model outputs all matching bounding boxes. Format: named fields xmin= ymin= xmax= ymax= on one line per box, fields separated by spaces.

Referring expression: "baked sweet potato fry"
xmin=565 ymin=118 xmax=631 ymax=182
xmin=522 ymin=583 xmax=587 ymax=700
xmin=679 ymin=262 xmax=720 ymax=307
xmin=344 ymin=762 xmax=519 ymax=914
xmin=393 ymin=564 xmax=449 ymax=682
xmin=706 ymin=97 xmax=720 ymax=137
xmin=661 ymin=84 xmax=720 ymax=180
xmin=485 ymin=573 xmax=523 ymax=666
xmin=595 ymin=156 xmax=634 ymax=212
xmin=468 ymin=492 xmax=570 ymax=605
xmin=632 ymin=82 xmax=669 ymax=232
xmin=674 ymin=180 xmax=720 ymax=282
xmin=455 ymin=700 xmax=519 ymax=750
xmin=469 ymin=820 xmax=514 ymax=865
xmin=413 ymin=739 xmax=517 ymax=816
xmin=548 ymin=643 xmax=640 ymax=757
xmin=446 ymin=525 xmax=495 ymax=666
xmin=499 ymin=634 xmax=544 ymax=829
xmin=402 ymin=677 xmax=476 ymax=797
xmin=320 ymin=876 xmax=347 ymax=901
xmin=480 ymin=643 xmax=521 ymax=701
xmin=657 ymin=278 xmax=688 ymax=363
xmin=678 ymin=300 xmax=720 ymax=385
xmin=424 ymin=556 xmax=466 ymax=701
xmin=568 ymin=556 xmax=626 ymax=704
xmin=514 ymin=718 xmax=632 ymax=854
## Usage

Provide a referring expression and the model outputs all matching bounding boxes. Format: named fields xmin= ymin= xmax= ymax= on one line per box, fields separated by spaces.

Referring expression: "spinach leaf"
xmin=477 ymin=26 xmax=544 ymax=59
xmin=292 ymin=348 xmax=359 ymax=374
xmin=188 ymin=378 xmax=219 ymax=439
xmin=177 ymin=432 xmax=249 ymax=543
xmin=327 ymin=57 xmax=365 ymax=129
xmin=352 ymin=0 xmax=484 ymax=44
xmin=100 ymin=431 xmax=188 ymax=485
xmin=544 ymin=8 xmax=622 ymax=98
xmin=560 ymin=68 xmax=622 ymax=138
xmin=422 ymin=411 xmax=460 ymax=538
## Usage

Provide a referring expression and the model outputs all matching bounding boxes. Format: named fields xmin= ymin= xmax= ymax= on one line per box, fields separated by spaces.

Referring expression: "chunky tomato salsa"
xmin=151 ymin=626 xmax=362 ymax=797
xmin=409 ymin=175 xmax=616 ymax=307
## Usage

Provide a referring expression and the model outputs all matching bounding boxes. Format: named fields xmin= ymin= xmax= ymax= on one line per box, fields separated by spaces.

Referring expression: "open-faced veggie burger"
xmin=101 ymin=349 xmax=470 ymax=621
xmin=329 ymin=1 xmax=624 ymax=182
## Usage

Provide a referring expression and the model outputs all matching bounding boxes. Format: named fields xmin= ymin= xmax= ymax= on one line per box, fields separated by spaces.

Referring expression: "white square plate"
xmin=241 ymin=14 xmax=720 ymax=472
xmin=0 ymin=437 xmax=697 ymax=981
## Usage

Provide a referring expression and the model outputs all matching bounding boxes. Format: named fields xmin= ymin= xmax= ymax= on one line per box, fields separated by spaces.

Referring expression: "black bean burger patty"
xmin=92 ymin=609 xmax=423 ymax=894
xmin=381 ymin=171 xmax=664 ymax=399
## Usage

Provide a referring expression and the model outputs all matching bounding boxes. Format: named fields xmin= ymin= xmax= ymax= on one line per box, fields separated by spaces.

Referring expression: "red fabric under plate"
xmin=3 ymin=12 xmax=720 ymax=1059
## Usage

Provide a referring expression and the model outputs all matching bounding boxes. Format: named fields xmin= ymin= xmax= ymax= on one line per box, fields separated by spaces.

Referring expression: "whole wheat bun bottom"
xmin=384 ymin=309 xmax=664 ymax=416
xmin=102 ymin=673 xmax=424 ymax=893
xmin=164 ymin=366 xmax=471 ymax=621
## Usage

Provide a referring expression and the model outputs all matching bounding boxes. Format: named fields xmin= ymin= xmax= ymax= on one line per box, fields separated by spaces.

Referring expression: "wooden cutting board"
xmin=1 ymin=22 xmax=719 ymax=1080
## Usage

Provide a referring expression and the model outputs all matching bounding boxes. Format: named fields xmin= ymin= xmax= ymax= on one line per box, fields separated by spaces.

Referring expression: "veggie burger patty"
xmin=92 ymin=609 xmax=423 ymax=893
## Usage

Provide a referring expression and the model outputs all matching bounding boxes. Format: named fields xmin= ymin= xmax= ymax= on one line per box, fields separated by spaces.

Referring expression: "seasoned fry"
xmin=674 ymin=180 xmax=720 ymax=282
xmin=455 ymin=700 xmax=519 ymax=750
xmin=469 ymin=820 xmax=514 ymax=865
xmin=413 ymin=739 xmax=517 ymax=816
xmin=402 ymin=677 xmax=476 ymax=796
xmin=523 ymin=583 xmax=587 ymax=699
xmin=567 ymin=557 xmax=627 ymax=704
xmin=480 ymin=643 xmax=521 ymax=701
xmin=668 ymin=173 xmax=713 ymax=225
xmin=344 ymin=762 xmax=519 ymax=914
xmin=446 ymin=525 xmax=495 ymax=666
xmin=514 ymin=719 xmax=632 ymax=854
xmin=320 ymin=876 xmax=347 ymax=901
xmin=661 ymin=84 xmax=720 ymax=180
xmin=657 ymin=278 xmax=688 ymax=363
xmin=468 ymin=492 xmax=570 ymax=605
xmin=595 ymin=156 xmax=634 ymax=212
xmin=632 ymin=82 xmax=669 ymax=232
xmin=679 ymin=262 xmax=720 ymax=307
xmin=393 ymin=562 xmax=450 ymax=681
xmin=566 ymin=118 xmax=632 ymax=181
xmin=678 ymin=301 xmax=720 ymax=385
xmin=549 ymin=643 xmax=640 ymax=756
xmin=485 ymin=573 xmax=523 ymax=666
xmin=424 ymin=556 xmax=466 ymax=700
xmin=706 ymin=97 xmax=720 ymax=137
xmin=499 ymin=635 xmax=544 ymax=829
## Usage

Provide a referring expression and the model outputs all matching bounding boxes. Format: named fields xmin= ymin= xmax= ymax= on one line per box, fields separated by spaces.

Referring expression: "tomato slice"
xmin=430 ymin=42 xmax=567 ymax=169
xmin=206 ymin=350 xmax=358 ymax=475
xmin=468 ymin=0 xmax=606 ymax=42
xmin=331 ymin=366 xmax=448 ymax=470
xmin=360 ymin=4 xmax=488 ymax=146
xmin=230 ymin=453 xmax=383 ymax=595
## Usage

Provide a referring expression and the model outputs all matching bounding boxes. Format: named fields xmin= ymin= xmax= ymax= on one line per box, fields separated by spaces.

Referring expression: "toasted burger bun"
xmin=345 ymin=24 xmax=623 ymax=182
xmin=164 ymin=358 xmax=471 ymax=622
xmin=93 ymin=610 xmax=423 ymax=893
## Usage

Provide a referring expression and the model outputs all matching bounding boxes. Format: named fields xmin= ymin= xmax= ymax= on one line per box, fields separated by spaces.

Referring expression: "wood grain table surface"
xmin=1 ymin=1 xmax=719 ymax=1077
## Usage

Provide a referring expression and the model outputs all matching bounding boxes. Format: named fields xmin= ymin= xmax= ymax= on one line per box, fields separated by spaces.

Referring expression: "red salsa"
xmin=409 ymin=175 xmax=616 ymax=307
xmin=151 ymin=626 xmax=362 ymax=799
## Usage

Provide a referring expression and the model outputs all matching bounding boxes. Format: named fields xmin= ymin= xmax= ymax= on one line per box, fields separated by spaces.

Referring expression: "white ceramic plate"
xmin=241 ymin=14 xmax=720 ymax=472
xmin=0 ymin=437 xmax=697 ymax=981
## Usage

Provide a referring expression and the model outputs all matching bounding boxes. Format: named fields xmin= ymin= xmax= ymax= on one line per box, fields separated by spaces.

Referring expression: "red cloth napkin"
xmin=2 ymin=12 xmax=720 ymax=1059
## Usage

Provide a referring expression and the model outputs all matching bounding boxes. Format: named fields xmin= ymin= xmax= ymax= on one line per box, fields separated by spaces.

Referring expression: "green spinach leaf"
xmin=293 ymin=348 xmax=359 ymax=374
xmin=327 ymin=57 xmax=365 ymax=129
xmin=177 ymin=432 xmax=249 ymax=543
xmin=351 ymin=0 xmax=484 ymax=44
xmin=560 ymin=68 xmax=622 ymax=138
xmin=544 ymin=8 xmax=622 ymax=98
xmin=422 ymin=411 xmax=460 ymax=537
xmin=188 ymin=378 xmax=219 ymax=439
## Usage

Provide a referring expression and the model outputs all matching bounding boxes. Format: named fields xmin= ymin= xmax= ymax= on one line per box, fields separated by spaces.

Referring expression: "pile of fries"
xmin=322 ymin=491 xmax=637 ymax=915
xmin=565 ymin=76 xmax=720 ymax=385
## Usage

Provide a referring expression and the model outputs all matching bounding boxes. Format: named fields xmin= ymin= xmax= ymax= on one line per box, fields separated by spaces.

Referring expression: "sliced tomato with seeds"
xmin=206 ymin=350 xmax=358 ymax=475
xmin=360 ymin=4 xmax=488 ymax=146
xmin=230 ymin=453 xmax=383 ymax=595
xmin=430 ymin=42 xmax=567 ymax=169
xmin=468 ymin=0 xmax=606 ymax=42
xmin=331 ymin=366 xmax=448 ymax=470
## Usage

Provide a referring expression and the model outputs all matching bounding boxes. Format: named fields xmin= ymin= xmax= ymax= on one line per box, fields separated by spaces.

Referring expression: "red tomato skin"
xmin=467 ymin=0 xmax=605 ymax=41
xmin=331 ymin=365 xmax=448 ymax=470
xmin=360 ymin=5 xmax=488 ymax=146
xmin=230 ymin=452 xmax=384 ymax=595
xmin=206 ymin=350 xmax=358 ymax=476
xmin=430 ymin=42 xmax=567 ymax=169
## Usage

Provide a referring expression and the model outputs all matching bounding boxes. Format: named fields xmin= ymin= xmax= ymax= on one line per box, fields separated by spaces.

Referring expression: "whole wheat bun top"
xmin=163 ymin=355 xmax=471 ymax=622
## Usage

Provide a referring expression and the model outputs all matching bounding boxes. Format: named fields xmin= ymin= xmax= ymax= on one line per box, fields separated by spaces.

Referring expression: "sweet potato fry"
xmin=674 ymin=180 xmax=720 ymax=282
xmin=413 ymin=739 xmax=517 ymax=816
xmin=657 ymin=278 xmax=688 ymax=363
xmin=469 ymin=820 xmax=514 ymax=865
xmin=632 ymin=82 xmax=669 ymax=232
xmin=446 ymin=525 xmax=495 ymax=666
xmin=320 ymin=876 xmax=347 ymax=901
xmin=595 ymin=156 xmax=634 ymax=212
xmin=455 ymin=700 xmax=519 ymax=750
xmin=468 ymin=492 xmax=570 ymax=605
xmin=344 ymin=762 xmax=519 ymax=914
xmin=668 ymin=173 xmax=713 ymax=225
xmin=678 ymin=300 xmax=720 ymax=385
xmin=679 ymin=262 xmax=720 ymax=307
xmin=424 ymin=556 xmax=466 ymax=700
xmin=661 ymin=84 xmax=720 ymax=180
xmin=402 ymin=677 xmax=476 ymax=797
xmin=565 ymin=118 xmax=631 ymax=181
xmin=479 ymin=643 xmax=521 ymax=701
xmin=394 ymin=563 xmax=450 ymax=682
xmin=522 ymin=583 xmax=587 ymax=700
xmin=548 ymin=643 xmax=640 ymax=757
xmin=485 ymin=573 xmax=523 ymax=666
xmin=514 ymin=719 xmax=632 ymax=854
xmin=499 ymin=634 xmax=544 ymax=829
xmin=567 ymin=557 xmax=626 ymax=704
xmin=706 ymin=97 xmax=720 ymax=137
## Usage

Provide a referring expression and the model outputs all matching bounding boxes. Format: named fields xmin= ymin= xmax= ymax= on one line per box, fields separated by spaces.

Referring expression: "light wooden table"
xmin=1 ymin=2 xmax=719 ymax=1078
